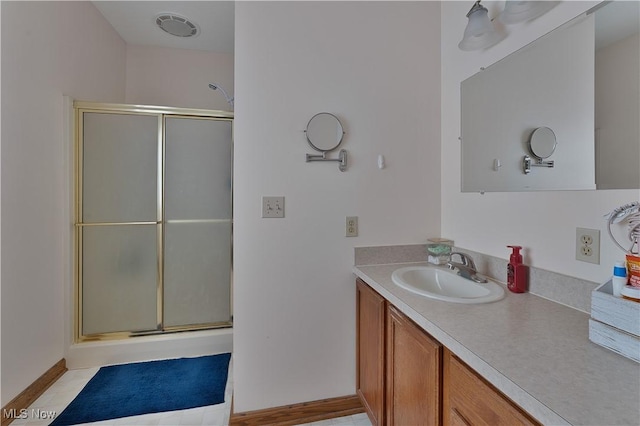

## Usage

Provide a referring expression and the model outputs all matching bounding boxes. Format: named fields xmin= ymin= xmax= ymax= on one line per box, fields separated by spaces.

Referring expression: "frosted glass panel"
xmin=164 ymin=222 xmax=231 ymax=327
xmin=79 ymin=109 xmax=232 ymax=336
xmin=83 ymin=113 xmax=158 ymax=222
xmin=82 ymin=225 xmax=158 ymax=334
xmin=165 ymin=118 xmax=232 ymax=220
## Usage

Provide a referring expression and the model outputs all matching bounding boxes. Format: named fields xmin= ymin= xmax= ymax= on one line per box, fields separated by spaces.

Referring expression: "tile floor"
xmin=295 ymin=413 xmax=371 ymax=426
xmin=9 ymin=357 xmax=372 ymax=426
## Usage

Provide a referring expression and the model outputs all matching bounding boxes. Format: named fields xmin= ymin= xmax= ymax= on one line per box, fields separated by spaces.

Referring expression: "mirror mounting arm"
xmin=306 ymin=152 xmax=327 ymax=161
xmin=523 ymin=155 xmax=554 ymax=174
xmin=306 ymin=149 xmax=348 ymax=172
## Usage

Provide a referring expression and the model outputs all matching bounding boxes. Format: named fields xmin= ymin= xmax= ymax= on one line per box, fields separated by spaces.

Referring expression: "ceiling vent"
xmin=155 ymin=13 xmax=199 ymax=38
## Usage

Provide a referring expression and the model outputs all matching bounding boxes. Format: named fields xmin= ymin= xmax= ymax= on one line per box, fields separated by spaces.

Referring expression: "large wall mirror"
xmin=461 ymin=0 xmax=639 ymax=192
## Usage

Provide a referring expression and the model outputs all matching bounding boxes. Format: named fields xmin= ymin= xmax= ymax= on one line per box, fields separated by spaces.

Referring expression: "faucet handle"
xmin=450 ymin=252 xmax=469 ymax=266
xmin=450 ymin=252 xmax=477 ymax=270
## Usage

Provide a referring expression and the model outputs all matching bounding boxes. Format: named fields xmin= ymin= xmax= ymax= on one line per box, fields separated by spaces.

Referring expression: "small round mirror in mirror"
xmin=305 ymin=113 xmax=345 ymax=152
xmin=528 ymin=127 xmax=557 ymax=160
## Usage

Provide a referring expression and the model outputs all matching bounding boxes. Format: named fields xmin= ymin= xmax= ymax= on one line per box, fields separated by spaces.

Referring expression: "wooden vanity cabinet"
xmin=356 ymin=278 xmax=386 ymax=426
xmin=357 ymin=279 xmax=539 ymax=426
xmin=443 ymin=349 xmax=540 ymax=426
xmin=386 ymin=304 xmax=442 ymax=426
xmin=357 ymin=279 xmax=442 ymax=426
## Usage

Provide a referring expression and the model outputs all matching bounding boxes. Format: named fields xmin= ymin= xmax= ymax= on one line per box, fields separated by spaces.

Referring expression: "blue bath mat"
xmin=49 ymin=353 xmax=231 ymax=426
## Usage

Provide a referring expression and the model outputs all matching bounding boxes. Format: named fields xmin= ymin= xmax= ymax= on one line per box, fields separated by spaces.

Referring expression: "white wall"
xmin=1 ymin=1 xmax=126 ymax=405
xmin=233 ymin=1 xmax=441 ymax=412
xmin=595 ymin=32 xmax=640 ymax=189
xmin=125 ymin=45 xmax=234 ymax=111
xmin=441 ymin=1 xmax=639 ymax=285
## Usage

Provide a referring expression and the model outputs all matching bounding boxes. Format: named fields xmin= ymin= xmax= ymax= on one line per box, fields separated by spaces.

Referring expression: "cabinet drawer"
xmin=443 ymin=350 xmax=539 ymax=426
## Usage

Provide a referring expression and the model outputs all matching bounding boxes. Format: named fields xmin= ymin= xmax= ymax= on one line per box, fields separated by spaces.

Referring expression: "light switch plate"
xmin=262 ymin=196 xmax=284 ymax=218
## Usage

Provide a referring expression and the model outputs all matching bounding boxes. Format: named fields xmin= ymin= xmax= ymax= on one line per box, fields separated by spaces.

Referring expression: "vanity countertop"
xmin=354 ymin=262 xmax=640 ymax=426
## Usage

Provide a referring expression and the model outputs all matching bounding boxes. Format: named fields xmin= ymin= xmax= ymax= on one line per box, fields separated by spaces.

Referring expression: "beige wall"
xmin=233 ymin=1 xmax=441 ymax=412
xmin=441 ymin=1 xmax=639 ymax=284
xmin=125 ymin=45 xmax=234 ymax=111
xmin=1 ymin=1 xmax=126 ymax=405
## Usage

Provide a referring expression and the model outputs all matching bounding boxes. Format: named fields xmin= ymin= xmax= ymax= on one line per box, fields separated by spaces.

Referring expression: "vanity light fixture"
xmin=458 ymin=1 xmax=506 ymax=51
xmin=499 ymin=1 xmax=560 ymax=25
xmin=459 ymin=1 xmax=559 ymax=51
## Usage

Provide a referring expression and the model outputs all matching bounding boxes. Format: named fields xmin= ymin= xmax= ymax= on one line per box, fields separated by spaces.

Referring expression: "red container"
xmin=507 ymin=245 xmax=528 ymax=293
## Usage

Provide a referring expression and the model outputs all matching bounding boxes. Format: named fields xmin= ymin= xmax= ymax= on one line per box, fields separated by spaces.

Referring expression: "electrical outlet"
xmin=346 ymin=216 xmax=358 ymax=237
xmin=262 ymin=196 xmax=284 ymax=218
xmin=576 ymin=227 xmax=600 ymax=264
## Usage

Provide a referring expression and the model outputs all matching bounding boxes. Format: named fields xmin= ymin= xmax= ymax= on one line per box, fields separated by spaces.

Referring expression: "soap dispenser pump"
xmin=507 ymin=245 xmax=528 ymax=293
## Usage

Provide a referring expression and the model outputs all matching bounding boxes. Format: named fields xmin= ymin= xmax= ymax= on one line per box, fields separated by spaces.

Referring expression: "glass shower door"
xmin=77 ymin=104 xmax=233 ymax=340
xmin=163 ymin=117 xmax=233 ymax=328
xmin=80 ymin=112 xmax=161 ymax=335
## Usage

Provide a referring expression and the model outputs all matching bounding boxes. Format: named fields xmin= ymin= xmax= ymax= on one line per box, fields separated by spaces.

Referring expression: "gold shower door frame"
xmin=74 ymin=101 xmax=234 ymax=342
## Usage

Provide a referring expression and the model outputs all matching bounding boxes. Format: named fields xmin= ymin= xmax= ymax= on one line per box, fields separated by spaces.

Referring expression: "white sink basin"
xmin=391 ymin=266 xmax=505 ymax=304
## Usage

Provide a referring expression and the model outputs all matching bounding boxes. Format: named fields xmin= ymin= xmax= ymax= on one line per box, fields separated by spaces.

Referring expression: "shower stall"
xmin=74 ymin=102 xmax=233 ymax=341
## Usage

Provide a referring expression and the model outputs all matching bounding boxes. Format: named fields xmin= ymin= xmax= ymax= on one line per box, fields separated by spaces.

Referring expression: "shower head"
xmin=208 ymin=83 xmax=234 ymax=107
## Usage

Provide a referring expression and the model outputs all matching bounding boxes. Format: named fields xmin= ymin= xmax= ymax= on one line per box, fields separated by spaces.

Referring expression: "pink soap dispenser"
xmin=507 ymin=245 xmax=528 ymax=293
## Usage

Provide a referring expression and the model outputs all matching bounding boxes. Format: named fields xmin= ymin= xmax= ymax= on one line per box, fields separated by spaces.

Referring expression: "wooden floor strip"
xmin=1 ymin=359 xmax=67 ymax=426
xmin=230 ymin=394 xmax=364 ymax=426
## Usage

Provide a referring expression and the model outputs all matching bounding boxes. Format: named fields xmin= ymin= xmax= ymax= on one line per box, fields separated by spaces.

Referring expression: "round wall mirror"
xmin=528 ymin=127 xmax=557 ymax=160
xmin=305 ymin=113 xmax=345 ymax=152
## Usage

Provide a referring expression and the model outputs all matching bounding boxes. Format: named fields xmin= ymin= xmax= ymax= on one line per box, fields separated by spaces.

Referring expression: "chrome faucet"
xmin=446 ymin=252 xmax=488 ymax=283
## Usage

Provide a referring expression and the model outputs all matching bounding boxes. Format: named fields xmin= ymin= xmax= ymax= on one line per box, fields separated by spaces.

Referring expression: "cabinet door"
xmin=443 ymin=349 xmax=540 ymax=426
xmin=357 ymin=279 xmax=386 ymax=426
xmin=386 ymin=305 xmax=442 ymax=426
